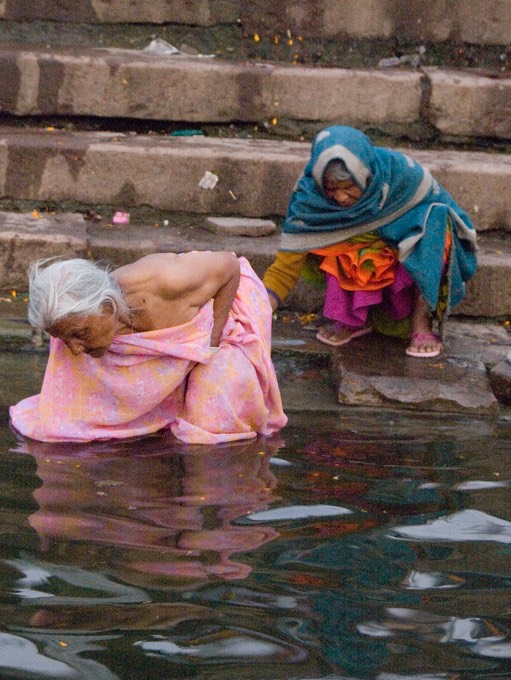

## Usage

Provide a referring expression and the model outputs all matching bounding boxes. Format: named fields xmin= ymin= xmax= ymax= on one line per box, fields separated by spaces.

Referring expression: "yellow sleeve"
xmin=262 ymin=251 xmax=308 ymax=305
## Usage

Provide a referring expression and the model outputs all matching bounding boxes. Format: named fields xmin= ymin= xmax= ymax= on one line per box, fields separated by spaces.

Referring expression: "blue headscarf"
xmin=281 ymin=126 xmax=477 ymax=310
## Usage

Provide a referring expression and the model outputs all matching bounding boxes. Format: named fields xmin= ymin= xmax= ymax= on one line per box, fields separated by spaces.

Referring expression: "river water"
xmin=1 ymin=399 xmax=511 ymax=680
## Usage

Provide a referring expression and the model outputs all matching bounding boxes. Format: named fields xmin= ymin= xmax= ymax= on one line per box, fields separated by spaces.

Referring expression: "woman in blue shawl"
xmin=262 ymin=126 xmax=477 ymax=357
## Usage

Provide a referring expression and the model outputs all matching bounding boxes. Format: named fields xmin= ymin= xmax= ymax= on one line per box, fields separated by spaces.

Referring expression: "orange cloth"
xmin=443 ymin=228 xmax=452 ymax=264
xmin=312 ymin=240 xmax=399 ymax=291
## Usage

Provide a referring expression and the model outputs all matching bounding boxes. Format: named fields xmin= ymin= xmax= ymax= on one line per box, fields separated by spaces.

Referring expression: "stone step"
xmin=0 ymin=0 xmax=509 ymax=45
xmin=1 ymin=44 xmax=511 ymax=140
xmin=1 ymin=313 xmax=508 ymax=417
xmin=1 ymin=127 xmax=510 ymax=233
xmin=0 ymin=303 xmax=507 ymax=417
xmin=0 ymin=0 xmax=238 ymax=26
xmin=272 ymin=315 xmax=510 ymax=417
xmin=0 ymin=209 xmax=509 ymax=318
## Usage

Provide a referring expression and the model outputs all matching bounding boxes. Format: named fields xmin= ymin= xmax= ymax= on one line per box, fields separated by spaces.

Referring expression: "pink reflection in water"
xmin=18 ymin=433 xmax=283 ymax=585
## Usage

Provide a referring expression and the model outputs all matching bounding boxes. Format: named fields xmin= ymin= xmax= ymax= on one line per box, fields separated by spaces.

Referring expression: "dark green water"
xmin=1 ymin=408 xmax=511 ymax=679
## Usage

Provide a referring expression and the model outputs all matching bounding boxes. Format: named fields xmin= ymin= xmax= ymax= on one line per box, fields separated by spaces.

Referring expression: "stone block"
xmin=240 ymin=0 xmax=511 ymax=44
xmin=1 ymin=130 xmax=511 ymax=240
xmin=490 ymin=359 xmax=511 ymax=404
xmin=457 ymin=250 xmax=511 ymax=318
xmin=427 ymin=69 xmax=511 ymax=139
xmin=261 ymin=67 xmax=422 ymax=125
xmin=1 ymin=129 xmax=511 ymax=236
xmin=0 ymin=211 xmax=87 ymax=289
xmin=0 ymin=0 xmax=508 ymax=45
xmin=9 ymin=45 xmax=511 ymax=141
xmin=331 ymin=333 xmax=499 ymax=416
xmin=447 ymin=0 xmax=511 ymax=45
xmin=0 ymin=129 xmax=307 ymax=217
xmin=205 ymin=216 xmax=276 ymax=236
xmin=410 ymin=148 xmax=511 ymax=232
xmin=0 ymin=0 xmax=239 ymax=25
xmin=0 ymin=46 xmax=422 ymax=128
xmin=445 ymin=321 xmax=511 ymax=369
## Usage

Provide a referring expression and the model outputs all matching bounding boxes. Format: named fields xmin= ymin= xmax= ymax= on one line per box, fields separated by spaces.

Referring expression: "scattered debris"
xmin=170 ymin=129 xmax=205 ymax=137
xmin=83 ymin=209 xmax=103 ymax=222
xmin=179 ymin=43 xmax=200 ymax=56
xmin=143 ymin=38 xmax=181 ymax=56
xmin=198 ymin=171 xmax=219 ymax=190
xmin=112 ymin=211 xmax=130 ymax=225
xmin=142 ymin=38 xmax=215 ymax=59
xmin=379 ymin=47 xmax=426 ymax=69
xmin=379 ymin=53 xmax=421 ymax=68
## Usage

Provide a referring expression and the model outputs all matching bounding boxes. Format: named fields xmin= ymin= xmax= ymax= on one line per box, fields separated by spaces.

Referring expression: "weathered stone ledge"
xmin=0 ymin=209 xmax=510 ymax=318
xmin=1 ymin=45 xmax=511 ymax=139
xmin=1 ymin=313 xmax=508 ymax=417
xmin=0 ymin=0 xmax=509 ymax=46
xmin=0 ymin=129 xmax=510 ymax=233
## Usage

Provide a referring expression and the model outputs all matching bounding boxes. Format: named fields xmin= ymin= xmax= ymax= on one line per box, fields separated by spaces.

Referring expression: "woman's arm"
xmin=209 ymin=255 xmax=241 ymax=346
xmin=262 ymin=251 xmax=307 ymax=311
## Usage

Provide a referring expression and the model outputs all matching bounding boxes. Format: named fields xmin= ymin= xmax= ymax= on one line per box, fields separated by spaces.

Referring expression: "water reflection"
xmin=2 ymin=433 xmax=304 ymax=679
xmin=1 ymin=413 xmax=511 ymax=678
xmin=18 ymin=433 xmax=282 ymax=585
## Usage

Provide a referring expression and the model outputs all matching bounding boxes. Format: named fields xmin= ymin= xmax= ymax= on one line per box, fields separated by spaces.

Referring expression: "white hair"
xmin=28 ymin=258 xmax=129 ymax=330
xmin=323 ymin=159 xmax=352 ymax=183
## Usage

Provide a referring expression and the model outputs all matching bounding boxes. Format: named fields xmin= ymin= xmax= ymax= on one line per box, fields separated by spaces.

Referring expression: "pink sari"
xmin=10 ymin=258 xmax=287 ymax=444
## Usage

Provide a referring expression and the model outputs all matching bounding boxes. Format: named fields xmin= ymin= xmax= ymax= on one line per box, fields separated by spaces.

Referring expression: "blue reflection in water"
xmin=0 ymin=411 xmax=511 ymax=678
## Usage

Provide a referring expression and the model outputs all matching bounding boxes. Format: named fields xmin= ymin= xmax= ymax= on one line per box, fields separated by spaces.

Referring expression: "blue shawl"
xmin=281 ymin=126 xmax=478 ymax=311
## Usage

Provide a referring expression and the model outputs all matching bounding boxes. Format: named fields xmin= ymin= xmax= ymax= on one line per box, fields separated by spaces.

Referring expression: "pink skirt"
xmin=322 ymin=262 xmax=415 ymax=328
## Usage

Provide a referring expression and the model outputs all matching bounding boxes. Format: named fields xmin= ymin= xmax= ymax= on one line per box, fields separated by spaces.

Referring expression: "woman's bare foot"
xmin=406 ymin=332 xmax=442 ymax=357
xmin=406 ymin=291 xmax=443 ymax=358
xmin=316 ymin=322 xmax=373 ymax=347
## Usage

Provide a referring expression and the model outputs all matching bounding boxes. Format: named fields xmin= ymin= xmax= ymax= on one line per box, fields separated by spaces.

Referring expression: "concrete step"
xmin=1 ymin=44 xmax=511 ymax=140
xmin=1 ymin=0 xmax=509 ymax=46
xmin=1 ymin=127 xmax=510 ymax=232
xmin=0 ymin=209 xmax=510 ymax=318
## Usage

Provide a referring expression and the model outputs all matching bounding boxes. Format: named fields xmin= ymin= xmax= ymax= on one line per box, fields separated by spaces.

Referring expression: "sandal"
xmin=316 ymin=323 xmax=373 ymax=347
xmin=405 ymin=332 xmax=442 ymax=358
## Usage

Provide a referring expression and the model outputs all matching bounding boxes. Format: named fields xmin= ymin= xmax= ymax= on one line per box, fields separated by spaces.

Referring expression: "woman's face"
xmin=48 ymin=309 xmax=120 ymax=358
xmin=323 ymin=177 xmax=364 ymax=208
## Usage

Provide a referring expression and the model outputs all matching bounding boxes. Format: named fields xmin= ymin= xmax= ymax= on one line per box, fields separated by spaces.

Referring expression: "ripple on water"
xmin=0 ymin=412 xmax=510 ymax=678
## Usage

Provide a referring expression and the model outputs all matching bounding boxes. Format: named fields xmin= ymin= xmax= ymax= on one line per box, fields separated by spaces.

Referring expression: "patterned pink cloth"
xmin=10 ymin=258 xmax=287 ymax=444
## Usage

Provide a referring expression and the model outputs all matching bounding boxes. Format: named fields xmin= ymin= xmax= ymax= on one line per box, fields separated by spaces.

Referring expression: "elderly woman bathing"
xmin=10 ymin=251 xmax=287 ymax=444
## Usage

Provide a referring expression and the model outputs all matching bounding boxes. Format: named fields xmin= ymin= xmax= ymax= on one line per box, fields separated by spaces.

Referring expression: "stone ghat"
xmin=0 ymin=0 xmax=509 ymax=45
xmin=1 ymin=45 xmax=511 ymax=140
xmin=0 ymin=209 xmax=509 ymax=319
xmin=0 ymin=128 xmax=510 ymax=233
